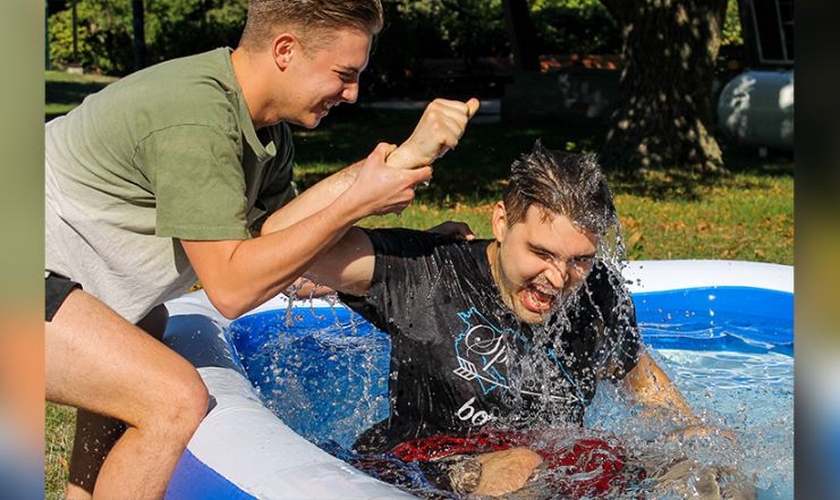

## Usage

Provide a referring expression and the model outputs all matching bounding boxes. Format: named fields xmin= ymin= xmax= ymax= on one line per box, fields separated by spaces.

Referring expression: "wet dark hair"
xmin=240 ymin=0 xmax=384 ymax=51
xmin=503 ymin=139 xmax=617 ymax=237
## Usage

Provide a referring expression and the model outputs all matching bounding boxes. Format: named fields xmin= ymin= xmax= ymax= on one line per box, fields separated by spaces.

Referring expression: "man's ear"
xmin=491 ymin=201 xmax=508 ymax=243
xmin=272 ymin=33 xmax=296 ymax=69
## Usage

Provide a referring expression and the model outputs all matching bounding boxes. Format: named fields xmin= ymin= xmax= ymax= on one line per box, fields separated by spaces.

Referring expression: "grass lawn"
xmin=43 ymin=71 xmax=794 ymax=498
xmin=44 ymin=70 xmax=118 ymax=121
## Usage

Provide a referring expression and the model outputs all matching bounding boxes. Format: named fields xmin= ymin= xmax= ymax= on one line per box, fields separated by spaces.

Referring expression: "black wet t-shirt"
xmin=338 ymin=228 xmax=641 ymax=454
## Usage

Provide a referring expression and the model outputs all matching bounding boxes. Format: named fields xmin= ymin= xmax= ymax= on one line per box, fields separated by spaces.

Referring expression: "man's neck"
xmin=230 ymin=47 xmax=274 ymax=130
xmin=485 ymin=240 xmax=502 ymax=292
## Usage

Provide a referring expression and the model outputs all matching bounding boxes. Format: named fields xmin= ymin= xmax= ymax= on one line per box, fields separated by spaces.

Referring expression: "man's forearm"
xmin=623 ymin=351 xmax=699 ymax=425
xmin=261 ymin=160 xmax=363 ymax=236
xmin=301 ymin=226 xmax=375 ymax=297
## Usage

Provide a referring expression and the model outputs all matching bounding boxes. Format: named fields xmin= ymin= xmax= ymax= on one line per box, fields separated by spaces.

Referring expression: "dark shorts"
xmin=45 ymin=271 xmax=81 ymax=322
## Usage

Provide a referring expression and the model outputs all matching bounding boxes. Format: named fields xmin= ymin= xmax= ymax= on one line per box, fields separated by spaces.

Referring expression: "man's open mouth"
xmin=521 ymin=286 xmax=557 ymax=314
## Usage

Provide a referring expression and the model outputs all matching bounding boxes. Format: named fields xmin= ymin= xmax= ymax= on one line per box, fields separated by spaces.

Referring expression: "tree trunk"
xmin=502 ymin=0 xmax=540 ymax=72
xmin=599 ymin=0 xmax=729 ymax=173
xmin=132 ymin=0 xmax=146 ymax=71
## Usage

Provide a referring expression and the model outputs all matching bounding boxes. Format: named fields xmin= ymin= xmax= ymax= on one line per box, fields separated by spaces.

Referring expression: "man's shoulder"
xmin=364 ymin=228 xmax=486 ymax=258
xmin=96 ymin=48 xmax=238 ymax=122
xmin=130 ymin=48 xmax=233 ymax=82
xmin=585 ymin=259 xmax=626 ymax=295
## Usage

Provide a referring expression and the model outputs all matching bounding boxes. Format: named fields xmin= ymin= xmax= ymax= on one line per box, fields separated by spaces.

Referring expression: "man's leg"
xmin=46 ymin=289 xmax=208 ymax=500
xmin=65 ymin=304 xmax=170 ymax=499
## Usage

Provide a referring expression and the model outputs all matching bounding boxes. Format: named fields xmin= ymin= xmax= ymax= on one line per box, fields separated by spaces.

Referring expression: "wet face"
xmin=489 ymin=203 xmax=598 ymax=324
xmin=278 ymin=28 xmax=372 ymax=128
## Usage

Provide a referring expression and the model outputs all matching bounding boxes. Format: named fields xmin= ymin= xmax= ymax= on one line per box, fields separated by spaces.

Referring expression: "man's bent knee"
xmin=160 ymin=371 xmax=209 ymax=443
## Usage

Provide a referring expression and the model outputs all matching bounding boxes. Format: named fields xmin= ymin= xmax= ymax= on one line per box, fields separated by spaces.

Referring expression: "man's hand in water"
xmin=665 ymin=423 xmax=738 ymax=442
xmin=472 ymin=447 xmax=543 ymax=497
xmin=386 ymin=98 xmax=481 ymax=170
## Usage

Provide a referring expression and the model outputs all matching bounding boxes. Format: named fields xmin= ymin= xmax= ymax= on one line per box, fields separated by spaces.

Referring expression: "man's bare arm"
xmin=182 ymin=99 xmax=479 ymax=318
xmin=260 ymin=97 xmax=480 ymax=236
xmin=181 ymin=144 xmax=422 ymax=318
xmin=301 ymin=227 xmax=376 ymax=297
xmin=622 ymin=350 xmax=699 ymax=425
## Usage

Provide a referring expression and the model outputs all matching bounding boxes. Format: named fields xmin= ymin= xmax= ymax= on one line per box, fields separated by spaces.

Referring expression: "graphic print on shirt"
xmin=452 ymin=307 xmax=588 ymax=420
xmin=452 ymin=307 xmax=525 ymax=396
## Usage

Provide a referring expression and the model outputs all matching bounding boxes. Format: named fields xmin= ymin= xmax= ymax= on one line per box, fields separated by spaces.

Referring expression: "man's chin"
xmin=298 ymin=111 xmax=325 ymax=129
xmin=518 ymin=313 xmax=549 ymax=325
xmin=514 ymin=303 xmax=554 ymax=324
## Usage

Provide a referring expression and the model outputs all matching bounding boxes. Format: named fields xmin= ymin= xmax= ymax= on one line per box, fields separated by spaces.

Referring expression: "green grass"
xmin=43 ymin=71 xmax=793 ymax=496
xmin=45 ymin=403 xmax=75 ymax=500
xmin=44 ymin=70 xmax=118 ymax=121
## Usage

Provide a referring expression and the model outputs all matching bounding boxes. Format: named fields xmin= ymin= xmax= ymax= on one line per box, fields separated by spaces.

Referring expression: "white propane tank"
xmin=717 ymin=70 xmax=793 ymax=151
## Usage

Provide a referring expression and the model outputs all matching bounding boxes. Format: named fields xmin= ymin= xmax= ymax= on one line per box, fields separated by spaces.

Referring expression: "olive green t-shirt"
xmin=45 ymin=48 xmax=296 ymax=322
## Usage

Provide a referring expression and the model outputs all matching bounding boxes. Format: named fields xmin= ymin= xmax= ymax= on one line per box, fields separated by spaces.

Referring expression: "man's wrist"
xmin=384 ymin=146 xmax=415 ymax=170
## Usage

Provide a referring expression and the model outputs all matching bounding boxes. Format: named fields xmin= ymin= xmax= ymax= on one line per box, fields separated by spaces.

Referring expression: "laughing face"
xmin=488 ymin=202 xmax=598 ymax=324
xmin=275 ymin=28 xmax=373 ymax=129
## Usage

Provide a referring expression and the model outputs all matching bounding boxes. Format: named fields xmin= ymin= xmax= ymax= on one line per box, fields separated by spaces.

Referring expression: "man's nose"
xmin=342 ymin=83 xmax=359 ymax=103
xmin=544 ymin=261 xmax=568 ymax=290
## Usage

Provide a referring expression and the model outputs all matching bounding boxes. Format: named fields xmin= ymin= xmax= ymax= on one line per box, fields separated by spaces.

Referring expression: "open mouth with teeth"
xmin=520 ymin=286 xmax=558 ymax=315
xmin=320 ymin=102 xmax=337 ymax=115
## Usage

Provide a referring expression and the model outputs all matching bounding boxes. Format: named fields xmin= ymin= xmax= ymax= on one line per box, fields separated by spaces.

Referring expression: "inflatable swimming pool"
xmin=161 ymin=259 xmax=793 ymax=500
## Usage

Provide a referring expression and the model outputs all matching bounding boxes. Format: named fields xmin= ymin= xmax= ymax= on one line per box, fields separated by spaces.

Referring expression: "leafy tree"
xmin=597 ymin=0 xmax=730 ymax=173
xmin=530 ymin=0 xmax=620 ymax=55
xmin=47 ymin=0 xmax=248 ymax=76
xmin=366 ymin=0 xmax=512 ymax=98
xmin=47 ymin=0 xmax=134 ymax=74
xmin=721 ymin=0 xmax=743 ymax=47
xmin=144 ymin=0 xmax=247 ymax=66
xmin=367 ymin=0 xmax=621 ymax=97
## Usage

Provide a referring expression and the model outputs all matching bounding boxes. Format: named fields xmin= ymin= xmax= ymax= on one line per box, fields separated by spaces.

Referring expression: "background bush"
xmin=47 ymin=0 xmax=247 ymax=75
xmin=47 ymin=0 xmax=741 ymax=97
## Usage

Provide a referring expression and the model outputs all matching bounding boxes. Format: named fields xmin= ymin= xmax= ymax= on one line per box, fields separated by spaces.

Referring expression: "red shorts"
xmin=390 ymin=430 xmax=645 ymax=497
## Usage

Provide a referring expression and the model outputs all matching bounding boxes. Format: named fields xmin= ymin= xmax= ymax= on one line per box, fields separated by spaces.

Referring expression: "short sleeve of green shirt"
xmin=140 ymin=124 xmax=251 ymax=240
xmin=247 ymin=124 xmax=297 ymax=231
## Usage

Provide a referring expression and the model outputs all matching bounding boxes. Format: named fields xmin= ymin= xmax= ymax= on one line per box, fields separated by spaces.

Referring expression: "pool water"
xmin=230 ymin=305 xmax=391 ymax=449
xmin=584 ymin=348 xmax=793 ymax=499
xmin=614 ymin=286 xmax=793 ymax=499
xmin=229 ymin=286 xmax=793 ymax=499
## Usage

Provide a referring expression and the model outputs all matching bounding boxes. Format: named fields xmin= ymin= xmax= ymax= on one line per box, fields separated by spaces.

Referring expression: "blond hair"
xmin=239 ymin=0 xmax=384 ymax=52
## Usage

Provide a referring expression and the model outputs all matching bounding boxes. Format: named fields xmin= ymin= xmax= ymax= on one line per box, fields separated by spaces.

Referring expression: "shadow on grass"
xmin=293 ymin=106 xmax=794 ymax=204
xmin=45 ymin=79 xmax=113 ymax=122
xmin=610 ymin=137 xmax=794 ymax=202
xmin=46 ymin=80 xmax=112 ymax=105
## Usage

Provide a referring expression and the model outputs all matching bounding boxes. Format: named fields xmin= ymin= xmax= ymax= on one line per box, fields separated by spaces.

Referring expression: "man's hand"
xmin=386 ymin=98 xmax=481 ymax=170
xmin=426 ymin=221 xmax=475 ymax=240
xmin=345 ymin=142 xmax=432 ymax=217
xmin=664 ymin=423 xmax=738 ymax=442
xmin=284 ymin=277 xmax=335 ymax=299
xmin=473 ymin=447 xmax=543 ymax=497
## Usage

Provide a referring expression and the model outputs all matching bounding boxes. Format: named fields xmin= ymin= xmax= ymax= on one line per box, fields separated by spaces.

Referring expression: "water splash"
xmin=232 ymin=224 xmax=791 ymax=499
xmin=229 ymin=307 xmax=391 ymax=449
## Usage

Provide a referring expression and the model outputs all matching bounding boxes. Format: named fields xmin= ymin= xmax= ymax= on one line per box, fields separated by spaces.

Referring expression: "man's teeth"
xmin=527 ymin=288 xmax=555 ymax=308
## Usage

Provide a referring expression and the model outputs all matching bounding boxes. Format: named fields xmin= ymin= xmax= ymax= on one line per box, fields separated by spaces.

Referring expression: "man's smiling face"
xmin=489 ymin=203 xmax=598 ymax=324
xmin=274 ymin=27 xmax=372 ymax=129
